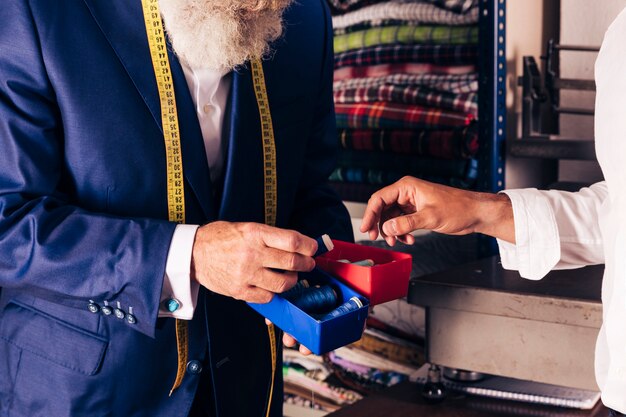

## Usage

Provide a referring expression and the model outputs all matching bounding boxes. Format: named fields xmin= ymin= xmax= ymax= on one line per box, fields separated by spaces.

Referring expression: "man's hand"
xmin=191 ymin=221 xmax=318 ymax=303
xmin=360 ymin=176 xmax=515 ymax=246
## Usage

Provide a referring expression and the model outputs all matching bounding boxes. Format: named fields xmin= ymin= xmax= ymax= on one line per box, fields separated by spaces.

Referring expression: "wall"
xmin=505 ymin=0 xmax=560 ymax=189
xmin=558 ymin=0 xmax=626 ymax=183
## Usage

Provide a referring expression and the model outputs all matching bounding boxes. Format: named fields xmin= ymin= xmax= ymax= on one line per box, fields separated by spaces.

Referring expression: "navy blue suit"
xmin=0 ymin=0 xmax=352 ymax=416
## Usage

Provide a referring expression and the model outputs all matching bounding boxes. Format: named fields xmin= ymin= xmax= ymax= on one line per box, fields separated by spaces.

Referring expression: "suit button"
xmin=114 ymin=308 xmax=125 ymax=320
xmin=187 ymin=360 xmax=202 ymax=375
xmin=88 ymin=303 xmax=100 ymax=314
xmin=101 ymin=306 xmax=113 ymax=316
xmin=126 ymin=314 xmax=137 ymax=324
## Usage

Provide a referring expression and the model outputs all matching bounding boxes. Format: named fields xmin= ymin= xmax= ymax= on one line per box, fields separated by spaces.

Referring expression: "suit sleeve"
xmin=288 ymin=0 xmax=353 ymax=243
xmin=0 ymin=0 xmax=175 ymax=338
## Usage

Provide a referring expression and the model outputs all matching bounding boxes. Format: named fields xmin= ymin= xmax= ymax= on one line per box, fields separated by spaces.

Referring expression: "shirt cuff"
xmin=496 ymin=189 xmax=561 ymax=281
xmin=159 ymin=224 xmax=200 ymax=320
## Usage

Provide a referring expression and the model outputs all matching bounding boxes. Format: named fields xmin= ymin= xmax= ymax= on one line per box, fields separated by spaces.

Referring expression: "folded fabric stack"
xmin=282 ymin=348 xmax=363 ymax=414
xmin=327 ymin=0 xmax=480 ymax=202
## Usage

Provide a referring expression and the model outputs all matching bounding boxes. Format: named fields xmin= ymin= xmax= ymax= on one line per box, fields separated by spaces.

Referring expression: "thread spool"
xmin=337 ymin=259 xmax=375 ymax=267
xmin=352 ymin=259 xmax=375 ymax=267
xmin=320 ymin=296 xmax=364 ymax=320
xmin=314 ymin=234 xmax=334 ymax=257
xmin=281 ymin=279 xmax=310 ymax=300
xmin=290 ymin=285 xmax=338 ymax=313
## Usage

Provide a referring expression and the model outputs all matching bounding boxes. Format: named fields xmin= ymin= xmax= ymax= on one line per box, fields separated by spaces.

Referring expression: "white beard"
xmin=159 ymin=0 xmax=292 ymax=71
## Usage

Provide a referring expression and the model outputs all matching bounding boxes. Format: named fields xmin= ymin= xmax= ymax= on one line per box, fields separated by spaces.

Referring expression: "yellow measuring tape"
xmin=142 ymin=0 xmax=279 ymax=409
xmin=250 ymin=58 xmax=279 ymax=417
xmin=141 ymin=0 xmax=188 ymax=396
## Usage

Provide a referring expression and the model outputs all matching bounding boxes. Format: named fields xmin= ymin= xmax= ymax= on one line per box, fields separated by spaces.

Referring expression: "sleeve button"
xmin=88 ymin=303 xmax=100 ymax=314
xmin=126 ymin=314 xmax=137 ymax=324
xmin=114 ymin=308 xmax=125 ymax=320
xmin=101 ymin=306 xmax=113 ymax=316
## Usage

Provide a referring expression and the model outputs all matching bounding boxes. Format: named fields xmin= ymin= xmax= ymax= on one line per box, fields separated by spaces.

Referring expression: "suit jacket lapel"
xmin=82 ymin=0 xmax=217 ymax=222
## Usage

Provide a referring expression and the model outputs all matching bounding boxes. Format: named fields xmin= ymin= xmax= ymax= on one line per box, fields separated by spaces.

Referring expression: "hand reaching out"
xmin=360 ymin=176 xmax=515 ymax=246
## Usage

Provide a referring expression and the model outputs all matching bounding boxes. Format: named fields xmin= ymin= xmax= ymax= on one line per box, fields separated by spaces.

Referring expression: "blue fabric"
xmin=0 ymin=0 xmax=352 ymax=416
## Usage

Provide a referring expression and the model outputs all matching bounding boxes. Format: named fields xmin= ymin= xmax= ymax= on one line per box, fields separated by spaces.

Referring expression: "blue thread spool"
xmin=281 ymin=279 xmax=310 ymax=300
xmin=320 ymin=296 xmax=364 ymax=321
xmin=314 ymin=234 xmax=334 ymax=257
xmin=290 ymin=285 xmax=338 ymax=313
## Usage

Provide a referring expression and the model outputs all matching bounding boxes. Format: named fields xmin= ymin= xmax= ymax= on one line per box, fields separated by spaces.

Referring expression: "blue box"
xmin=248 ymin=267 xmax=369 ymax=355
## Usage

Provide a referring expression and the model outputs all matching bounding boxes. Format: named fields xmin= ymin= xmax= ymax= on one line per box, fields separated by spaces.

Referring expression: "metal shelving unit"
xmin=477 ymin=0 xmax=507 ymax=255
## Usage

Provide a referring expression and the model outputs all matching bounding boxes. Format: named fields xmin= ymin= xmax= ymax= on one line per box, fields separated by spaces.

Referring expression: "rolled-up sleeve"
xmin=497 ymin=182 xmax=607 ymax=280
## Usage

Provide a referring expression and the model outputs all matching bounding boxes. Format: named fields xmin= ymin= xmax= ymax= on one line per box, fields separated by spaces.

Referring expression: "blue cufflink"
xmin=166 ymin=298 xmax=181 ymax=313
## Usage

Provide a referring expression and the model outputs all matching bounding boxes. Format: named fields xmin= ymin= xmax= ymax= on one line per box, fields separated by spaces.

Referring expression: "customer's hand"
xmin=191 ymin=221 xmax=318 ymax=303
xmin=360 ymin=176 xmax=515 ymax=246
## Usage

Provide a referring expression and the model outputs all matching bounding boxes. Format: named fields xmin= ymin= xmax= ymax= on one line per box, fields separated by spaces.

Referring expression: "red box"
xmin=315 ymin=240 xmax=412 ymax=305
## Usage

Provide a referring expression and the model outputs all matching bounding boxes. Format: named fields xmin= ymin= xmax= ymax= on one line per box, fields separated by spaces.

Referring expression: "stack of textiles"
xmin=327 ymin=0 xmax=480 ymax=202
xmin=282 ymin=347 xmax=363 ymax=415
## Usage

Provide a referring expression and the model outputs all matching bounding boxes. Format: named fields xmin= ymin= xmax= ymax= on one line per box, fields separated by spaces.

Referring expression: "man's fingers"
xmin=361 ymin=184 xmax=405 ymax=234
xmin=241 ymin=286 xmax=275 ymax=304
xmin=282 ymin=332 xmax=297 ymax=348
xmin=262 ymin=247 xmax=315 ymax=273
xmin=259 ymin=226 xmax=318 ymax=256
xmin=382 ymin=213 xmax=423 ymax=237
xmin=251 ymin=269 xmax=298 ymax=294
xmin=298 ymin=344 xmax=312 ymax=355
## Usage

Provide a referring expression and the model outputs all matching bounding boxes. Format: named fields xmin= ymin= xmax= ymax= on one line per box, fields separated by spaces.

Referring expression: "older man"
xmin=0 ymin=0 xmax=352 ymax=416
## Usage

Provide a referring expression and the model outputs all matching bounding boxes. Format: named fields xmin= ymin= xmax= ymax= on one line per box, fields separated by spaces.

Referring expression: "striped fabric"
xmin=328 ymin=0 xmax=477 ymax=15
xmin=333 ymin=73 xmax=479 ymax=94
xmin=426 ymin=0 xmax=477 ymax=14
xmin=334 ymin=44 xmax=478 ymax=67
xmin=338 ymin=127 xmax=479 ymax=159
xmin=328 ymin=0 xmax=378 ymax=15
xmin=334 ymin=25 xmax=479 ymax=54
xmin=334 ymin=101 xmax=474 ymax=130
xmin=333 ymin=151 xmax=477 ymax=181
xmin=334 ymin=85 xmax=478 ymax=115
xmin=334 ymin=63 xmax=476 ymax=81
xmin=332 ymin=1 xmax=478 ymax=30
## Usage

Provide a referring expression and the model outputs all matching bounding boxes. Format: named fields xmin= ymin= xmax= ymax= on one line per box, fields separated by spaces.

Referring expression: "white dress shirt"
xmin=158 ymin=63 xmax=232 ymax=320
xmin=497 ymin=6 xmax=626 ymax=412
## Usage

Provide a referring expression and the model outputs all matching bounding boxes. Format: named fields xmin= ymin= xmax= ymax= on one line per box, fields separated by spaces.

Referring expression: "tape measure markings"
xmin=141 ymin=0 xmax=188 ymax=396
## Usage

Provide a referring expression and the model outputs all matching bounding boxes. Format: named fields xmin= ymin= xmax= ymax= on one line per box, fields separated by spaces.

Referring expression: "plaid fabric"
xmin=334 ymin=73 xmax=479 ymax=95
xmin=334 ymin=85 xmax=478 ymax=115
xmin=334 ymin=25 xmax=479 ymax=54
xmin=334 ymin=63 xmax=476 ymax=81
xmin=330 ymin=167 xmax=404 ymax=185
xmin=327 ymin=0 xmax=381 ymax=15
xmin=334 ymin=44 xmax=478 ymax=67
xmin=335 ymin=102 xmax=474 ymax=130
xmin=338 ymin=127 xmax=479 ymax=159
xmin=426 ymin=0 xmax=478 ymax=14
xmin=334 ymin=150 xmax=477 ymax=180
xmin=328 ymin=0 xmax=478 ymax=15
xmin=332 ymin=2 xmax=478 ymax=30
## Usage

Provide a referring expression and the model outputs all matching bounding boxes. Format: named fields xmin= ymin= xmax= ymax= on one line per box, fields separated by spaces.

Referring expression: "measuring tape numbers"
xmin=141 ymin=0 xmax=188 ymax=396
xmin=142 ymin=0 xmax=280 ymax=409
xmin=250 ymin=57 xmax=280 ymax=417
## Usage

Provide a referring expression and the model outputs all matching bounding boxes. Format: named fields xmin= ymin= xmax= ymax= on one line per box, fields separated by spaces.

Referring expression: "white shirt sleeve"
xmin=497 ymin=182 xmax=607 ymax=280
xmin=159 ymin=224 xmax=200 ymax=320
